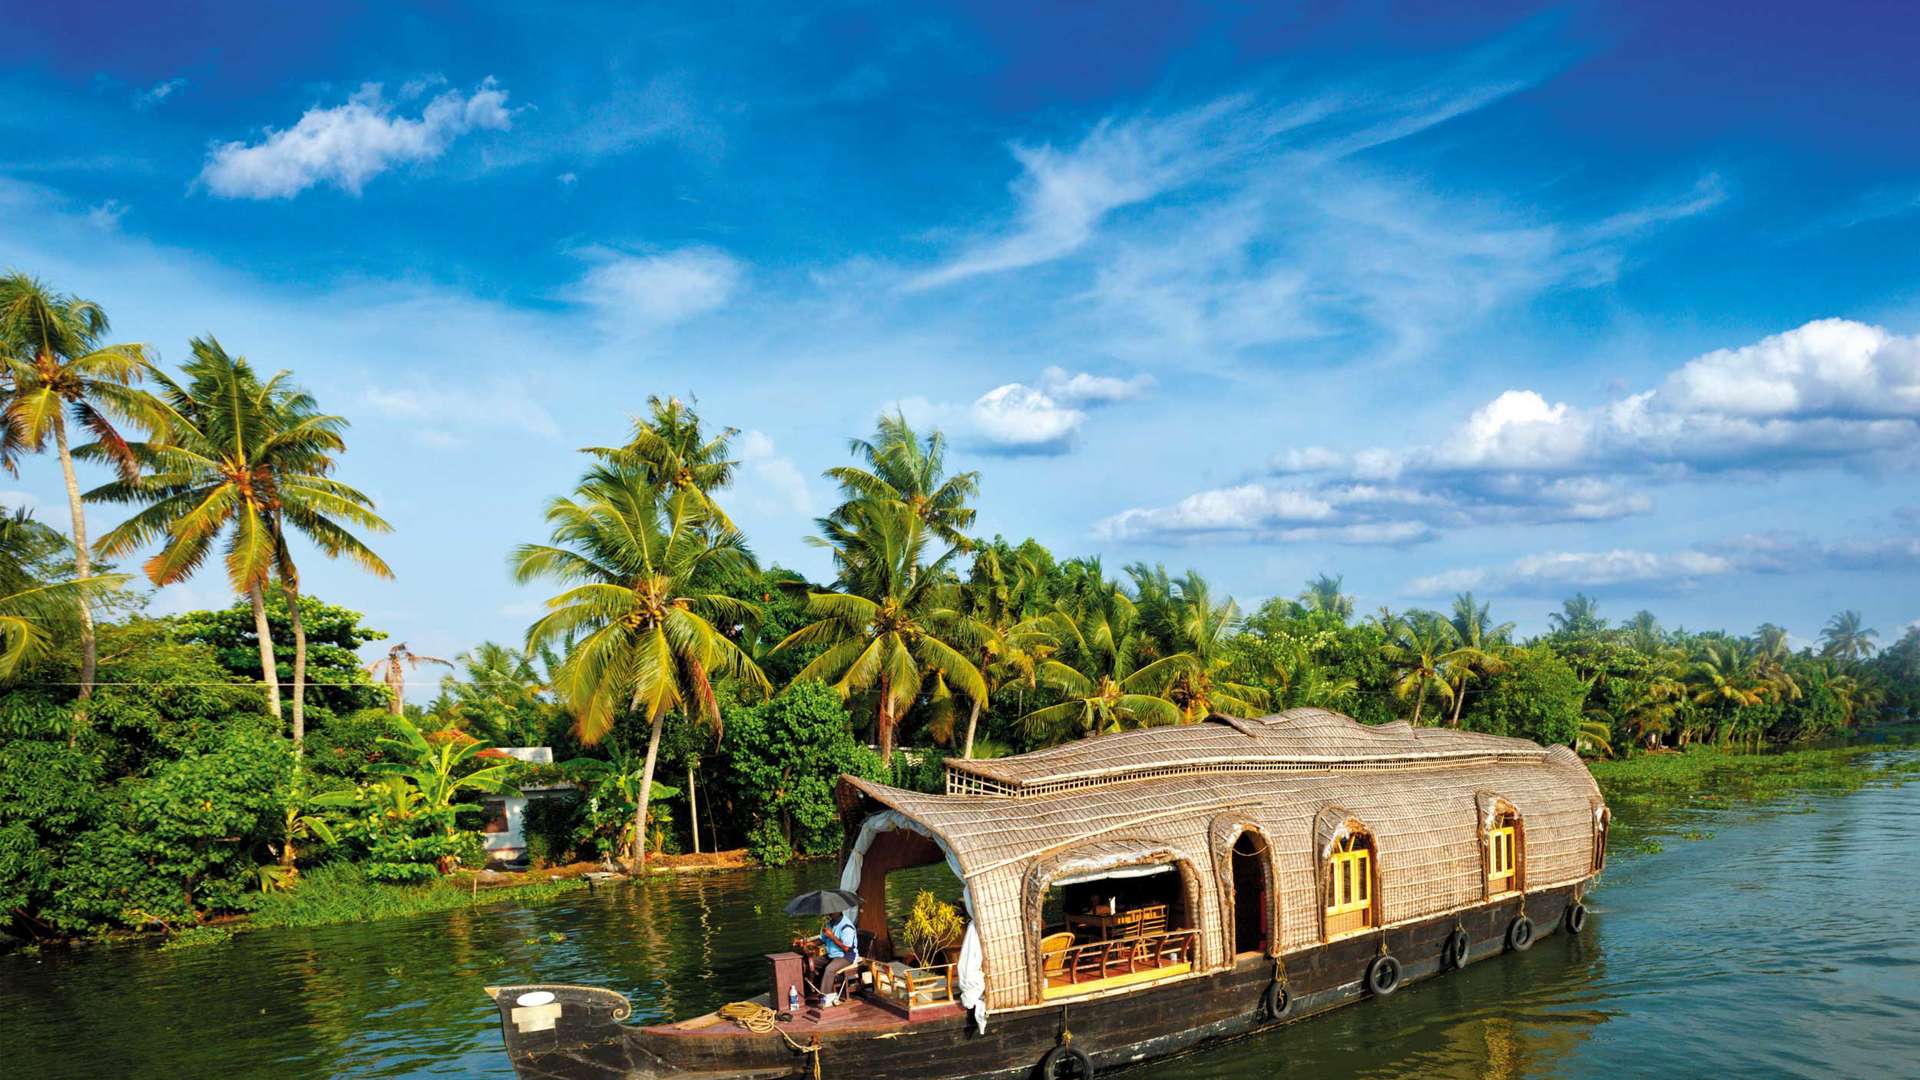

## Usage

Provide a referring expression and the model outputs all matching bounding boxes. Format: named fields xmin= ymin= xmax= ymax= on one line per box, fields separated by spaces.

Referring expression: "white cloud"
xmin=1407 ymin=549 xmax=1734 ymax=596
xmin=134 ymin=77 xmax=187 ymax=111
xmin=360 ymin=377 xmax=558 ymax=442
xmin=732 ymin=430 xmax=814 ymax=516
xmin=1040 ymin=366 xmax=1154 ymax=405
xmin=199 ymin=78 xmax=512 ymax=199
xmin=970 ymin=383 xmax=1084 ymax=453
xmin=1111 ymin=318 xmax=1920 ymax=548
xmin=86 ymin=199 xmax=128 ymax=229
xmin=575 ymin=246 xmax=741 ymax=327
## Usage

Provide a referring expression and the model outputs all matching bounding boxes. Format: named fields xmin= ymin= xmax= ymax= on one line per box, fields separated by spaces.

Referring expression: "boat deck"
xmin=647 ymin=995 xmax=962 ymax=1039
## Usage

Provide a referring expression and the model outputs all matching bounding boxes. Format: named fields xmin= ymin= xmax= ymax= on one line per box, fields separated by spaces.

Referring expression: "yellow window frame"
xmin=1488 ymin=824 xmax=1516 ymax=886
xmin=1326 ymin=835 xmax=1372 ymax=917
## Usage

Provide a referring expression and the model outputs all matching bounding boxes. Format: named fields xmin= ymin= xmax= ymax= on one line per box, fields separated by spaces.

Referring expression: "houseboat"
xmin=486 ymin=707 xmax=1609 ymax=1079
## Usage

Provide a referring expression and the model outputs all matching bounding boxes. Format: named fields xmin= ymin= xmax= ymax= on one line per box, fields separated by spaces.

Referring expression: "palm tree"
xmin=1022 ymin=597 xmax=1185 ymax=742
xmin=1382 ymin=612 xmax=1458 ymax=726
xmin=1549 ymin=593 xmax=1605 ymax=636
xmin=824 ymin=412 xmax=981 ymax=551
xmin=1687 ymin=639 xmax=1768 ymax=744
xmin=513 ymin=462 xmax=769 ymax=866
xmin=584 ymin=395 xmax=739 ymax=529
xmin=1621 ymin=610 xmax=1665 ymax=655
xmin=434 ymin=641 xmax=561 ymax=745
xmin=1124 ymin=564 xmax=1268 ymax=720
xmin=775 ymin=501 xmax=985 ymax=766
xmin=0 ymin=509 xmax=125 ymax=684
xmin=1298 ymin=573 xmax=1354 ymax=622
xmin=954 ymin=545 xmax=1049 ymax=757
xmin=1441 ymin=593 xmax=1513 ymax=726
xmin=0 ymin=273 xmax=154 ymax=706
xmin=1820 ymin=611 xmax=1878 ymax=663
xmin=89 ymin=338 xmax=390 ymax=735
xmin=368 ymin=643 xmax=455 ymax=716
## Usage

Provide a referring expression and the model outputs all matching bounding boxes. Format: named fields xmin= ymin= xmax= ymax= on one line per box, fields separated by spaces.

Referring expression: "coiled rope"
xmin=717 ymin=1001 xmax=823 ymax=1078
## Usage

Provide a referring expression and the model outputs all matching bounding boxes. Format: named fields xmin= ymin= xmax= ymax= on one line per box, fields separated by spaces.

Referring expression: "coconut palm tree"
xmin=1022 ymin=598 xmax=1184 ymax=742
xmin=1549 ymin=593 xmax=1605 ymax=636
xmin=368 ymin=643 xmax=455 ymax=716
xmin=1820 ymin=610 xmax=1878 ymax=664
xmin=0 ymin=509 xmax=125 ymax=683
xmin=513 ymin=461 xmax=769 ymax=866
xmin=584 ymin=395 xmax=739 ymax=529
xmin=1441 ymin=593 xmax=1513 ymax=726
xmin=1382 ymin=612 xmax=1458 ymax=726
xmin=0 ymin=272 xmax=155 ymax=706
xmin=953 ymin=545 xmax=1050 ymax=757
xmin=824 ymin=412 xmax=980 ymax=551
xmin=1125 ymin=564 xmax=1268 ymax=720
xmin=1621 ymin=610 xmax=1665 ymax=655
xmin=89 ymin=339 xmax=389 ymax=735
xmin=1298 ymin=573 xmax=1355 ymax=623
xmin=775 ymin=501 xmax=985 ymax=766
xmin=1687 ymin=638 xmax=1769 ymax=744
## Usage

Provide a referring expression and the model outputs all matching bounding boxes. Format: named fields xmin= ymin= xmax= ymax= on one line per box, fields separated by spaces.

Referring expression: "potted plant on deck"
xmin=898 ymin=891 xmax=966 ymax=1002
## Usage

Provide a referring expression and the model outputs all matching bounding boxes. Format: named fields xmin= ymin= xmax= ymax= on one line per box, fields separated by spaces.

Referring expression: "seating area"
xmin=1039 ymin=926 xmax=1197 ymax=997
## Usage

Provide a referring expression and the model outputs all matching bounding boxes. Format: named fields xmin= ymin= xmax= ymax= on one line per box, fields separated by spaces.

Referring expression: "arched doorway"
xmin=1230 ymin=831 xmax=1271 ymax=956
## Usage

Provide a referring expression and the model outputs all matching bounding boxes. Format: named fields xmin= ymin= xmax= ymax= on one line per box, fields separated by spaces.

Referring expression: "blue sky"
xmin=4 ymin=1 xmax=1917 ymax=700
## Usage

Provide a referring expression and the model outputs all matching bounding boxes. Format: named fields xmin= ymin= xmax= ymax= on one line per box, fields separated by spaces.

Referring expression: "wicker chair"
xmin=1039 ymin=932 xmax=1075 ymax=983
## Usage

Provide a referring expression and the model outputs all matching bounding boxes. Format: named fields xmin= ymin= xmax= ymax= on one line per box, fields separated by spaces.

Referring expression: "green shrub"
xmin=1465 ymin=647 xmax=1587 ymax=747
xmin=521 ymin=793 xmax=583 ymax=867
xmin=720 ymin=681 xmax=886 ymax=865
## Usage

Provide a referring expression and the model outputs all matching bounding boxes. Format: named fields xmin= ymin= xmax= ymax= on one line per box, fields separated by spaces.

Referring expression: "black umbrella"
xmin=783 ymin=889 xmax=862 ymax=917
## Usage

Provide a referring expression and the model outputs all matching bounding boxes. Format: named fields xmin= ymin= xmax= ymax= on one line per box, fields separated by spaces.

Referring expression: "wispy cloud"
xmin=894 ymin=367 xmax=1156 ymax=456
xmin=573 ymin=246 xmax=742 ymax=328
xmin=199 ymin=78 xmax=513 ymax=199
xmin=359 ymin=376 xmax=559 ymax=446
xmin=134 ymin=77 xmax=188 ymax=112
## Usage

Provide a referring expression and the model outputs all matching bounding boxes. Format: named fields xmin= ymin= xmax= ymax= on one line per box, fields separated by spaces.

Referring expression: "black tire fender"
xmin=1040 ymin=1044 xmax=1094 ymax=1080
xmin=1365 ymin=954 xmax=1401 ymax=997
xmin=1507 ymin=915 xmax=1535 ymax=952
xmin=1565 ymin=902 xmax=1588 ymax=935
xmin=1262 ymin=980 xmax=1292 ymax=1021
xmin=1445 ymin=927 xmax=1471 ymax=969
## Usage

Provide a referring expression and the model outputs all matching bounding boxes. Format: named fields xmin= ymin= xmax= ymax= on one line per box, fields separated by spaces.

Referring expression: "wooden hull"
xmin=487 ymin=886 xmax=1581 ymax=1080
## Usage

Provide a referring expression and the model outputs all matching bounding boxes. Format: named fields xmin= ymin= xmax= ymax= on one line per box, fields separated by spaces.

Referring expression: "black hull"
xmin=489 ymin=886 xmax=1581 ymax=1080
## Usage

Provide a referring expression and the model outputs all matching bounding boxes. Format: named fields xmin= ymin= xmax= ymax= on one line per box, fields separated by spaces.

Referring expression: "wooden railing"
xmin=870 ymin=961 xmax=956 ymax=1010
xmin=1044 ymin=928 xmax=1198 ymax=989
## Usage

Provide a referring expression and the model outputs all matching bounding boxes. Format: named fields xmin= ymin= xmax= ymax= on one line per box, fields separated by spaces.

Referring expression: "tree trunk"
xmin=1449 ymin=675 xmax=1468 ymax=727
xmin=877 ymin=672 xmax=894 ymax=767
xmin=632 ymin=710 xmax=665 ymax=870
xmin=387 ymin=664 xmax=404 ymax=715
xmin=249 ymin=583 xmax=283 ymax=719
xmin=281 ymin=578 xmax=307 ymax=755
xmin=961 ymin=694 xmax=983 ymax=759
xmin=687 ymin=762 xmax=700 ymax=854
xmin=52 ymin=419 xmax=96 ymax=739
xmin=1411 ymin=682 xmax=1426 ymax=726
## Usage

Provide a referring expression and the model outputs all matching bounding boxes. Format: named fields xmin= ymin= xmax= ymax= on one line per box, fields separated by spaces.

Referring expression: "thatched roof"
xmin=942 ymin=707 xmax=1551 ymax=795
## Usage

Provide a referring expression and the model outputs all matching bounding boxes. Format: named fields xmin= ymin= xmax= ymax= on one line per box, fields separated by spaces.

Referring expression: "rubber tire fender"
xmin=1506 ymin=915 xmax=1535 ymax=952
xmin=1565 ymin=903 xmax=1588 ymax=935
xmin=1040 ymin=1044 xmax=1094 ymax=1080
xmin=1365 ymin=954 xmax=1401 ymax=997
xmin=1262 ymin=980 xmax=1292 ymax=1022
xmin=1444 ymin=927 xmax=1471 ymax=969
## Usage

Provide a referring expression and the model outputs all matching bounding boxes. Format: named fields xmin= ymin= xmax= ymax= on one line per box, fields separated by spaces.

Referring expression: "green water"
xmin=4 ymin=753 xmax=1917 ymax=1079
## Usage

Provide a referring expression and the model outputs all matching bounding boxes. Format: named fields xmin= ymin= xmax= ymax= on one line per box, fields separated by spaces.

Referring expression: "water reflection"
xmin=2 ymin=759 xmax=1915 ymax=1079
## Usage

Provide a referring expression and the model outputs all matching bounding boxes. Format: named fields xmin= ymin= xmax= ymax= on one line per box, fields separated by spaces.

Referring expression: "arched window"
xmin=1324 ymin=832 xmax=1375 ymax=938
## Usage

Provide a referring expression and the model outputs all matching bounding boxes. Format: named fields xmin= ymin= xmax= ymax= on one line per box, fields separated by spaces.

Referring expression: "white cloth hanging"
xmin=957 ymin=920 xmax=988 ymax=1034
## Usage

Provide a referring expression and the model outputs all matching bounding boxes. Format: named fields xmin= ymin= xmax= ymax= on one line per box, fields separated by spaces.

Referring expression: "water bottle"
xmin=788 ymin=984 xmax=799 ymax=1013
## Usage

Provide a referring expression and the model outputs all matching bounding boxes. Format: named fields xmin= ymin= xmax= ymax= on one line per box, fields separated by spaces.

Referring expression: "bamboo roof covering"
xmin=837 ymin=708 xmax=1606 ymax=1010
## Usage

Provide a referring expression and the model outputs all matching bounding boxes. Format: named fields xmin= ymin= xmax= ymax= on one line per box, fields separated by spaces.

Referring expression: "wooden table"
xmin=1066 ymin=903 xmax=1168 ymax=941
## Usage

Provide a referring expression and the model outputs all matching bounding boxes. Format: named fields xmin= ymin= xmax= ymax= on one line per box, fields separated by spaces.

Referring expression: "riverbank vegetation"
xmin=2 ymin=274 xmax=1916 ymax=945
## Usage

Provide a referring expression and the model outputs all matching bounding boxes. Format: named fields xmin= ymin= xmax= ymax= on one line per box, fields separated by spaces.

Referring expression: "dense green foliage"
xmin=718 ymin=680 xmax=886 ymax=864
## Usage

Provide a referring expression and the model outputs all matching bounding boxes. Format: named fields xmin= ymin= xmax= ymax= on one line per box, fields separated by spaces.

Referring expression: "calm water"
xmin=4 ymin=754 xmax=1917 ymax=1079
